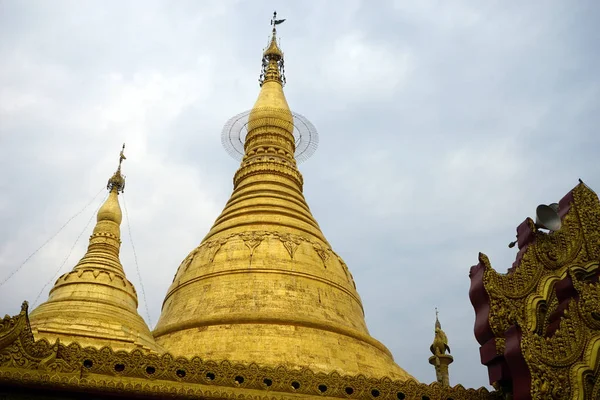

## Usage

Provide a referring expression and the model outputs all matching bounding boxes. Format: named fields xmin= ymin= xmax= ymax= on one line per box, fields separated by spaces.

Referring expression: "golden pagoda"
xmin=0 ymin=13 xmax=531 ymax=400
xmin=152 ymin=15 xmax=411 ymax=381
xmin=27 ymin=145 xmax=161 ymax=353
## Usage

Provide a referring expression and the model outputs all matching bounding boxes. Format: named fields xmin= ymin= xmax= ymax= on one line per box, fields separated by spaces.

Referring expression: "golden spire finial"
xmin=429 ymin=309 xmax=454 ymax=386
xmin=431 ymin=309 xmax=449 ymax=355
xmin=259 ymin=12 xmax=286 ymax=86
xmin=118 ymin=143 xmax=126 ymax=169
xmin=107 ymin=143 xmax=126 ymax=193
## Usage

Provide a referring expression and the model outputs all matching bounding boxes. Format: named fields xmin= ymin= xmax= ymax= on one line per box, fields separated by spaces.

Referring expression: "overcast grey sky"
xmin=1 ymin=0 xmax=599 ymax=389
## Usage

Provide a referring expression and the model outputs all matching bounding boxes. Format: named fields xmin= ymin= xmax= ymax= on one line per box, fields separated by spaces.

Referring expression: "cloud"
xmin=321 ymin=31 xmax=414 ymax=99
xmin=1 ymin=0 xmax=599 ymax=390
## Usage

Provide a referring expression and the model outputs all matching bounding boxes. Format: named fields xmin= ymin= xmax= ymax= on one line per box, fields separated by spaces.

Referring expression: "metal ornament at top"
xmin=259 ymin=12 xmax=286 ymax=87
xmin=223 ymin=14 xmax=319 ymax=164
xmin=222 ymin=108 xmax=318 ymax=164
xmin=107 ymin=143 xmax=126 ymax=193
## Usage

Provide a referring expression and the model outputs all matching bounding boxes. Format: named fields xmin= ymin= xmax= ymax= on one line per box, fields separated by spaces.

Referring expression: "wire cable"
xmin=121 ymin=192 xmax=153 ymax=327
xmin=0 ymin=187 xmax=105 ymax=287
xmin=31 ymin=192 xmax=108 ymax=308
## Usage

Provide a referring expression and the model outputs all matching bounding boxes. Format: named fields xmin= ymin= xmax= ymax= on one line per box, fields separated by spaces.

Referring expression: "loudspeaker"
xmin=535 ymin=203 xmax=561 ymax=231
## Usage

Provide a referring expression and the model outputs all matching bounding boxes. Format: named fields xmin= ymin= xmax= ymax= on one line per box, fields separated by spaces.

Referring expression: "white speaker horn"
xmin=535 ymin=203 xmax=561 ymax=231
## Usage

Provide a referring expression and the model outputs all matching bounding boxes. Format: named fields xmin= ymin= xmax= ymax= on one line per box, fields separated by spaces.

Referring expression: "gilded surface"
xmin=153 ymin=23 xmax=413 ymax=380
xmin=27 ymin=152 xmax=160 ymax=353
xmin=470 ymin=183 xmax=600 ymax=399
xmin=0 ymin=17 xmax=505 ymax=400
xmin=429 ymin=313 xmax=453 ymax=387
xmin=0 ymin=304 xmax=498 ymax=399
xmin=430 ymin=312 xmax=451 ymax=357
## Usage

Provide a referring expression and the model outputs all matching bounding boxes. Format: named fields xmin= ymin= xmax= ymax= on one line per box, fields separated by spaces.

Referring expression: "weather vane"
xmin=271 ymin=11 xmax=286 ymax=27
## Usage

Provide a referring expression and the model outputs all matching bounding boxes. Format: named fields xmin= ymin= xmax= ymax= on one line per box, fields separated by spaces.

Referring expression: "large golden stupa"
xmin=152 ymin=21 xmax=411 ymax=381
xmin=2 ymin=13 xmax=598 ymax=400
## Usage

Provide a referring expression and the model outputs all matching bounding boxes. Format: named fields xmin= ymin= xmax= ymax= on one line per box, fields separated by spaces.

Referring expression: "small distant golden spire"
xmin=429 ymin=309 xmax=454 ymax=386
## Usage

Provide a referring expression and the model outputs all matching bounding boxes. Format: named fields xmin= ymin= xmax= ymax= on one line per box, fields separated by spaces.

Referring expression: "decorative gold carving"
xmin=190 ymin=231 xmax=337 ymax=271
xmin=313 ymin=242 xmax=330 ymax=267
xmin=174 ymin=236 xmax=230 ymax=278
xmin=207 ymin=238 xmax=228 ymax=263
xmin=494 ymin=338 xmax=505 ymax=355
xmin=241 ymin=231 xmax=267 ymax=256
xmin=470 ymin=183 xmax=600 ymax=399
xmin=277 ymin=233 xmax=301 ymax=259
xmin=233 ymin=161 xmax=304 ymax=190
xmin=0 ymin=303 xmax=498 ymax=399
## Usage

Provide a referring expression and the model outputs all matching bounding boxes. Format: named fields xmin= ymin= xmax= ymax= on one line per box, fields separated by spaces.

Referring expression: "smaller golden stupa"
xmin=28 ymin=145 xmax=161 ymax=352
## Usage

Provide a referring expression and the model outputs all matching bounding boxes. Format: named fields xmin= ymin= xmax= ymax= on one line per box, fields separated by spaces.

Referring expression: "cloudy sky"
xmin=1 ymin=0 xmax=599 ymax=389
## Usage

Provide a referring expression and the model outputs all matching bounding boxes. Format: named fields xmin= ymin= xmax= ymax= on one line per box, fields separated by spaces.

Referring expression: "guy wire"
xmin=31 ymin=191 xmax=108 ymax=309
xmin=121 ymin=192 xmax=153 ymax=327
xmin=0 ymin=187 xmax=106 ymax=287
